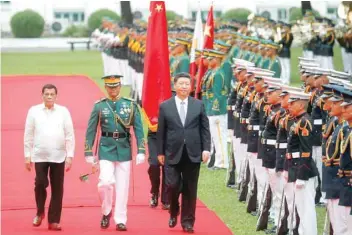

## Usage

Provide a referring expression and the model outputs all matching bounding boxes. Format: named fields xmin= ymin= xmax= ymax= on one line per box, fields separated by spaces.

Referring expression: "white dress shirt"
xmin=24 ymin=103 xmax=75 ymax=163
xmin=175 ymin=95 xmax=188 ymax=122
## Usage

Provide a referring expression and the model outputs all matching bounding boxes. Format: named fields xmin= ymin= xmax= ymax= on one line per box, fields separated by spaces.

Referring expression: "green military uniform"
xmin=206 ymin=68 xmax=228 ymax=116
xmin=170 ymin=38 xmax=190 ymax=91
xmin=214 ymin=40 xmax=233 ymax=96
xmin=84 ymin=77 xmax=146 ymax=162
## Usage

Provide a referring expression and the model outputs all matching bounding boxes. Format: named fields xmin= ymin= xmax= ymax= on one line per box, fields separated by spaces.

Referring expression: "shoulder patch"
xmin=95 ymin=97 xmax=107 ymax=104
xmin=121 ymin=97 xmax=135 ymax=102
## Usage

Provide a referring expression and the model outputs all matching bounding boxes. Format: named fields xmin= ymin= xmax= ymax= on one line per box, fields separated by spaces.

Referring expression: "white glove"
xmin=85 ymin=156 xmax=97 ymax=165
xmin=283 ymin=171 xmax=288 ymax=181
xmin=136 ymin=154 xmax=145 ymax=165
xmin=295 ymin=179 xmax=306 ymax=189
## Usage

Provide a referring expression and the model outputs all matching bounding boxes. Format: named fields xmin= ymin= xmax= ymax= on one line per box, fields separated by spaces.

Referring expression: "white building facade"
xmin=0 ymin=0 xmax=343 ymax=35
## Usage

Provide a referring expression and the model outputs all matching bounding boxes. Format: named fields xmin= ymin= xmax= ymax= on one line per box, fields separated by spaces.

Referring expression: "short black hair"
xmin=42 ymin=84 xmax=58 ymax=94
xmin=174 ymin=72 xmax=191 ymax=84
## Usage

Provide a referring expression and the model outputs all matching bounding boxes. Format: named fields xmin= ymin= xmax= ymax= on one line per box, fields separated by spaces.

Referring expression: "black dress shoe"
xmin=116 ymin=223 xmax=127 ymax=231
xmin=182 ymin=225 xmax=194 ymax=233
xmin=33 ymin=214 xmax=45 ymax=227
xmin=149 ymin=193 xmax=158 ymax=208
xmin=161 ymin=203 xmax=170 ymax=210
xmin=100 ymin=211 xmax=112 ymax=229
xmin=169 ymin=216 xmax=177 ymax=228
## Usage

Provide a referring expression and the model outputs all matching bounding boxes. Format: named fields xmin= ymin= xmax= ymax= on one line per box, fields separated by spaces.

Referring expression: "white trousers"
xmin=247 ymin=153 xmax=257 ymax=195
xmin=312 ymin=146 xmax=326 ymax=202
xmin=341 ymin=49 xmax=352 ymax=74
xmin=255 ymin=158 xmax=267 ymax=209
xmin=121 ymin=60 xmax=131 ymax=85
xmin=320 ymin=56 xmax=334 ymax=70
xmin=303 ymin=50 xmax=314 ymax=59
xmin=208 ymin=115 xmax=229 ymax=169
xmin=327 ymin=200 xmax=352 ymax=235
xmin=130 ymin=68 xmax=137 ymax=96
xmin=136 ymin=73 xmax=144 ymax=101
xmin=279 ymin=57 xmax=291 ymax=85
xmin=341 ymin=48 xmax=349 ymax=73
xmin=98 ymin=160 xmax=131 ymax=224
xmin=266 ymin=168 xmax=284 ymax=225
xmin=283 ymin=180 xmax=296 ymax=230
xmin=295 ymin=177 xmax=318 ymax=235
xmin=101 ymin=53 xmax=108 ymax=75
xmin=347 ymin=52 xmax=352 ymax=74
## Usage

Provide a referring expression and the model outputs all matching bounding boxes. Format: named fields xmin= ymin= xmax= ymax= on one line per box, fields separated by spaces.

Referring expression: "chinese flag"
xmin=195 ymin=5 xmax=214 ymax=98
xmin=142 ymin=1 xmax=172 ymax=132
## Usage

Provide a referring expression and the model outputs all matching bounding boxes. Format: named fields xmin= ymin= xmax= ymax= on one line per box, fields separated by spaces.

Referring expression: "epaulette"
xmin=249 ymin=90 xmax=257 ymax=102
xmin=95 ymin=97 xmax=107 ymax=104
xmin=295 ymin=116 xmax=312 ymax=136
xmin=309 ymin=89 xmax=316 ymax=103
xmin=323 ymin=117 xmax=337 ymax=138
xmin=274 ymin=110 xmax=282 ymax=126
xmin=264 ymin=105 xmax=271 ymax=116
xmin=242 ymin=85 xmax=249 ymax=97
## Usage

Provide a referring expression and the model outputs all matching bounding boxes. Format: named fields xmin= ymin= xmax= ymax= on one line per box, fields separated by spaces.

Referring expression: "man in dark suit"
xmin=156 ymin=72 xmax=211 ymax=233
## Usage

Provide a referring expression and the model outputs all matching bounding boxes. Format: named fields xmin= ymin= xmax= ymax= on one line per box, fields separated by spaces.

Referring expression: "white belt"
xmin=292 ymin=152 xmax=300 ymax=159
xmin=262 ymin=138 xmax=276 ymax=145
xmin=248 ymin=125 xmax=260 ymax=131
xmin=314 ymin=119 xmax=322 ymax=125
xmin=276 ymin=143 xmax=288 ymax=149
xmin=241 ymin=118 xmax=249 ymax=124
xmin=232 ymin=105 xmax=236 ymax=110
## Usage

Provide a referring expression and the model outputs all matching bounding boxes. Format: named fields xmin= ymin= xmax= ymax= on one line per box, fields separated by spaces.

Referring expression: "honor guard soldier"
xmin=277 ymin=22 xmax=293 ymax=85
xmin=84 ymin=75 xmax=146 ymax=231
xmin=286 ymin=91 xmax=318 ymax=235
xmin=276 ymin=85 xmax=302 ymax=235
xmin=232 ymin=61 xmax=255 ymax=185
xmin=261 ymin=41 xmax=281 ymax=78
xmin=214 ymin=40 xmax=233 ymax=96
xmin=147 ymin=128 xmax=169 ymax=210
xmin=226 ymin=59 xmax=254 ymax=187
xmin=246 ymin=70 xmax=275 ymax=214
xmin=318 ymin=18 xmax=335 ymax=70
xmin=237 ymin=68 xmax=257 ymax=201
xmin=260 ymin=80 xmax=283 ymax=233
xmin=338 ymin=85 xmax=352 ymax=234
xmin=203 ymin=50 xmax=229 ymax=169
xmin=170 ymin=38 xmax=191 ymax=95
xmin=308 ymin=68 xmax=331 ymax=204
xmin=323 ymin=84 xmax=348 ymax=234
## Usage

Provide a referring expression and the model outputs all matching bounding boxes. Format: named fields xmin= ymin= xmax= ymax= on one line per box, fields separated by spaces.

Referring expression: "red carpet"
xmin=1 ymin=75 xmax=232 ymax=235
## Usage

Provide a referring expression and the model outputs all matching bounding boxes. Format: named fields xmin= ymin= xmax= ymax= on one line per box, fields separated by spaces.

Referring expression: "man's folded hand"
xmin=158 ymin=155 xmax=165 ymax=166
xmin=202 ymin=151 xmax=210 ymax=163
xmin=136 ymin=154 xmax=145 ymax=165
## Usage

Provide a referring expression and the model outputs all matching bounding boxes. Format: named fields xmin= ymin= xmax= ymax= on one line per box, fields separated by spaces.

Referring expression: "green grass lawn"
xmin=1 ymin=48 xmax=338 ymax=234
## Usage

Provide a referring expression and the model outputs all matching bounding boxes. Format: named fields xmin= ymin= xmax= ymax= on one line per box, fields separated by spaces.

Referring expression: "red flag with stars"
xmin=142 ymin=1 xmax=172 ymax=132
xmin=195 ymin=5 xmax=214 ymax=98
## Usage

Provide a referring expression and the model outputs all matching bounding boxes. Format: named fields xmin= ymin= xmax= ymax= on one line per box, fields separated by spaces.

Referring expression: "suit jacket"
xmin=157 ymin=96 xmax=211 ymax=165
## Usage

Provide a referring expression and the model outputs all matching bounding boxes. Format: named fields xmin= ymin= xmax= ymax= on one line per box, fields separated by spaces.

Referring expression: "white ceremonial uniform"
xmin=98 ymin=160 xmax=131 ymax=224
xmin=295 ymin=178 xmax=318 ymax=235
xmin=208 ymin=114 xmax=229 ymax=169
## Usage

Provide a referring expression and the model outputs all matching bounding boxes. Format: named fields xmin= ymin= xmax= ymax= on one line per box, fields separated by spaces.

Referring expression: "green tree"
xmin=166 ymin=10 xmax=182 ymax=21
xmin=88 ymin=9 xmax=120 ymax=31
xmin=222 ymin=8 xmax=252 ymax=21
xmin=10 ymin=9 xmax=45 ymax=38
xmin=289 ymin=7 xmax=320 ymax=23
